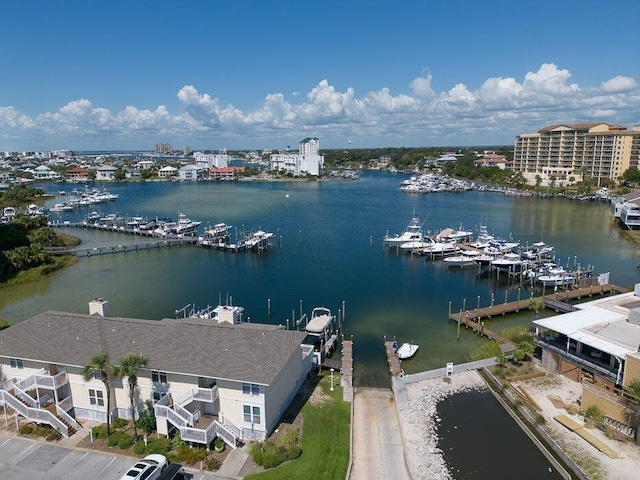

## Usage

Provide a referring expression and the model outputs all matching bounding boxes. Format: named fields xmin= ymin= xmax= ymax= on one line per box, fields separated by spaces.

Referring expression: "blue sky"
xmin=1 ymin=0 xmax=639 ymax=151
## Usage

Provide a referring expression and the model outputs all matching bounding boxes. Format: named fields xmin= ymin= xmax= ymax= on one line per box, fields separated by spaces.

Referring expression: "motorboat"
xmin=521 ymin=241 xmax=554 ymax=261
xmin=304 ymin=307 xmax=335 ymax=336
xmin=49 ymin=203 xmax=74 ymax=212
xmin=491 ymin=253 xmax=524 ymax=271
xmin=443 ymin=255 xmax=476 ymax=267
xmin=469 ymin=225 xmax=494 ymax=249
xmin=438 ymin=227 xmax=474 ymax=244
xmin=473 ymin=254 xmax=494 ymax=266
xmin=537 ymin=267 xmax=575 ymax=287
xmin=244 ymin=230 xmax=274 ymax=249
xmin=396 ymin=342 xmax=419 ymax=359
xmin=399 ymin=238 xmax=435 ymax=251
xmin=384 ymin=215 xmax=425 ymax=247
xmin=174 ymin=213 xmax=202 ymax=236
xmin=415 ymin=242 xmax=458 ymax=257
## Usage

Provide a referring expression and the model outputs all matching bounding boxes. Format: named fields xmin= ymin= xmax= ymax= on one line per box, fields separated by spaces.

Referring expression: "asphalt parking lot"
xmin=0 ymin=436 xmax=223 ymax=480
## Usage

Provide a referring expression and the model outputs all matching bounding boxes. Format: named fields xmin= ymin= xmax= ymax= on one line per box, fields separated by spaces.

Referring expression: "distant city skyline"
xmin=1 ymin=0 xmax=639 ymax=151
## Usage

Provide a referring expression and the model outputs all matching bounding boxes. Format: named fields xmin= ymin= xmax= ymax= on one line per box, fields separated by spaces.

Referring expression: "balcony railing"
xmin=535 ymin=338 xmax=618 ymax=382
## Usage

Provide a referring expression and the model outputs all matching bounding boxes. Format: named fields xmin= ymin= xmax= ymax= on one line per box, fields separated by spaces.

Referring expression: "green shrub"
xmin=146 ymin=437 xmax=171 ymax=455
xmin=19 ymin=424 xmax=35 ymax=435
xmin=118 ymin=435 xmax=135 ymax=450
xmin=107 ymin=431 xmax=131 ymax=448
xmin=134 ymin=440 xmax=147 ymax=455
xmin=171 ymin=431 xmax=187 ymax=451
xmin=250 ymin=440 xmax=287 ymax=468
xmin=46 ymin=429 xmax=63 ymax=441
xmin=585 ymin=405 xmax=605 ymax=425
xmin=206 ymin=457 xmax=221 ymax=470
xmin=112 ymin=418 xmax=128 ymax=429
xmin=136 ymin=407 xmax=156 ymax=434
xmin=92 ymin=425 xmax=108 ymax=439
xmin=213 ymin=436 xmax=225 ymax=452
xmin=171 ymin=446 xmax=209 ymax=465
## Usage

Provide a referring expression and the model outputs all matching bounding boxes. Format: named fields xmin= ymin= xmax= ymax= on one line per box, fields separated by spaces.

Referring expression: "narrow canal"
xmin=437 ymin=389 xmax=565 ymax=479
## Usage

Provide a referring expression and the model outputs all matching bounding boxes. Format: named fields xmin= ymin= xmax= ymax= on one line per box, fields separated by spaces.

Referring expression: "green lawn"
xmin=245 ymin=374 xmax=351 ymax=480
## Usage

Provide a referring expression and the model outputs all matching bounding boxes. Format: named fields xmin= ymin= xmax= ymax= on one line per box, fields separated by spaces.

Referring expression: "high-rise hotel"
xmin=513 ymin=122 xmax=640 ymax=186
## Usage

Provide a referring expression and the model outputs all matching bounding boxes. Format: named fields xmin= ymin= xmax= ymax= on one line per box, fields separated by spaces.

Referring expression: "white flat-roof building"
xmin=194 ymin=152 xmax=229 ymax=169
xmin=270 ymin=137 xmax=325 ymax=177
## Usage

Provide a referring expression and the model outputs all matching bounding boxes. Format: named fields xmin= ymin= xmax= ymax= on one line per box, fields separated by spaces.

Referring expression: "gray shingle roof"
xmin=0 ymin=312 xmax=307 ymax=385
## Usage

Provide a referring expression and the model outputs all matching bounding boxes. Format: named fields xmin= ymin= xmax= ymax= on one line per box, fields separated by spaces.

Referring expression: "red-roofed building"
xmin=210 ymin=166 xmax=245 ymax=181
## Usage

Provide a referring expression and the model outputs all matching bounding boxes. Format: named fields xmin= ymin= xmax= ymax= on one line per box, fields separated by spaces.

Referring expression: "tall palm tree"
xmin=82 ymin=352 xmax=118 ymax=436
xmin=117 ymin=353 xmax=149 ymax=441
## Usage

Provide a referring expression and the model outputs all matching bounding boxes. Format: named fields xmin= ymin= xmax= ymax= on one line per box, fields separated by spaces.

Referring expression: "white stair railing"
xmin=56 ymin=404 xmax=81 ymax=431
xmin=0 ymin=389 xmax=69 ymax=437
xmin=213 ymin=421 xmax=237 ymax=449
xmin=12 ymin=383 xmax=38 ymax=408
xmin=154 ymin=404 xmax=189 ymax=428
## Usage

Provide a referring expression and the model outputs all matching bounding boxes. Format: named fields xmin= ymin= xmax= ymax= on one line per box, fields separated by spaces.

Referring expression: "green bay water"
xmin=1 ymin=172 xmax=638 ymax=386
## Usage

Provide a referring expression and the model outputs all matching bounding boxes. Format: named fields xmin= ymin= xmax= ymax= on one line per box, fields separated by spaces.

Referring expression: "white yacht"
xmin=469 ymin=225 xmax=494 ymax=249
xmin=384 ymin=215 xmax=425 ymax=247
xmin=537 ymin=267 xmax=575 ymax=287
xmin=491 ymin=253 xmax=524 ymax=270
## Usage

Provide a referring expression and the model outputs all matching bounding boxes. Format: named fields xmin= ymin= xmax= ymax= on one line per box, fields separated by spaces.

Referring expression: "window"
xmin=243 ymin=405 xmax=261 ymax=424
xmin=89 ymin=388 xmax=105 ymax=407
xmin=152 ymin=391 xmax=162 ymax=403
xmin=151 ymin=371 xmax=168 ymax=384
xmin=242 ymin=383 xmax=260 ymax=396
xmin=10 ymin=358 xmax=24 ymax=369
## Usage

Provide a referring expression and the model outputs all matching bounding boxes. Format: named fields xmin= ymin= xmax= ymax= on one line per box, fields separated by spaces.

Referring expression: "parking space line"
xmin=74 ymin=451 xmax=90 ymax=464
xmin=0 ymin=438 xmax=11 ymax=447
xmin=97 ymin=456 xmax=118 ymax=477
xmin=15 ymin=441 xmax=37 ymax=459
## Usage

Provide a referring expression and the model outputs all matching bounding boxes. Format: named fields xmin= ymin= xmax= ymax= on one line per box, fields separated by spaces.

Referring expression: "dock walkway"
xmin=448 ymin=284 xmax=623 ymax=343
xmin=46 ymin=238 xmax=196 ymax=257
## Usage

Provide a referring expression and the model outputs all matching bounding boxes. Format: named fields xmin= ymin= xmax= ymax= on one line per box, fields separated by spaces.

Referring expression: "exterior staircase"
xmin=154 ymin=387 xmax=237 ymax=449
xmin=0 ymin=377 xmax=80 ymax=438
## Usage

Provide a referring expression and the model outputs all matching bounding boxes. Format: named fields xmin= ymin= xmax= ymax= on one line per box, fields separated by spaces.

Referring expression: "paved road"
xmin=350 ymin=388 xmax=411 ymax=480
xmin=0 ymin=436 xmax=229 ymax=480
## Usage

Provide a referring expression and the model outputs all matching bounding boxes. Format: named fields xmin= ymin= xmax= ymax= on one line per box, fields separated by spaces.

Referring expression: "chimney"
xmin=89 ymin=298 xmax=110 ymax=317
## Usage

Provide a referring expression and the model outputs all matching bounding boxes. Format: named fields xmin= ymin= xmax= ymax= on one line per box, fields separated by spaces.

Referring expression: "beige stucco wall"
xmin=623 ymin=352 xmax=640 ymax=389
xmin=218 ymin=378 xmax=266 ymax=434
xmin=264 ymin=349 xmax=305 ymax=434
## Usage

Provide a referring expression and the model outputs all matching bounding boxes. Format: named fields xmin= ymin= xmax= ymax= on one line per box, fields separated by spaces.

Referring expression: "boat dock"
xmin=448 ymin=283 xmax=625 ymax=342
xmin=51 ymin=220 xmax=196 ymax=239
xmin=341 ymin=338 xmax=353 ymax=402
xmin=46 ymin=238 xmax=197 ymax=257
xmin=384 ymin=339 xmax=403 ymax=378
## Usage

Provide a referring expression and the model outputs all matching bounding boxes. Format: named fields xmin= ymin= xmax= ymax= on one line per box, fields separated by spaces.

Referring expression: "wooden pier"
xmin=384 ymin=340 xmax=403 ymax=378
xmin=448 ymin=283 xmax=625 ymax=342
xmin=46 ymin=238 xmax=197 ymax=257
xmin=341 ymin=339 xmax=353 ymax=402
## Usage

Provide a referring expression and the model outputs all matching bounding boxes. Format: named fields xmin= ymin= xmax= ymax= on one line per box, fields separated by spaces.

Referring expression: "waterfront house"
xmin=158 ymin=165 xmax=178 ymax=178
xmin=210 ymin=166 xmax=244 ymax=181
xmin=0 ymin=300 xmax=314 ymax=448
xmin=534 ymin=285 xmax=640 ymax=438
xmin=96 ymin=165 xmax=118 ymax=181
xmin=178 ymin=164 xmax=202 ymax=181
xmin=29 ymin=165 xmax=62 ymax=181
xmin=66 ymin=167 xmax=90 ymax=182
xmin=611 ymin=190 xmax=640 ymax=230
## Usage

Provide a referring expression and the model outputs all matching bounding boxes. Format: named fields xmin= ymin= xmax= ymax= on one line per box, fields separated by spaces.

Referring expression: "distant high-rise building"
xmin=513 ymin=123 xmax=640 ymax=186
xmin=269 ymin=137 xmax=324 ymax=176
xmin=183 ymin=145 xmax=192 ymax=155
xmin=156 ymin=143 xmax=173 ymax=154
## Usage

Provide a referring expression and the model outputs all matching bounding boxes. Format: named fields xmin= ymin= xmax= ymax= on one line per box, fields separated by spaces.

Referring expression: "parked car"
xmin=120 ymin=454 xmax=168 ymax=480
xmin=157 ymin=463 xmax=186 ymax=480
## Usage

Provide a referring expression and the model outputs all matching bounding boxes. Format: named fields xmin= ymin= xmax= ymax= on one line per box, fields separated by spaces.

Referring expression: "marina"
xmin=2 ymin=173 xmax=638 ymax=383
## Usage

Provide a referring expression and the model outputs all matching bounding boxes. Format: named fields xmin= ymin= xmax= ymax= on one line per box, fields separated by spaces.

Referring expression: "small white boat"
xmin=396 ymin=342 xmax=419 ymax=359
xmin=443 ymin=255 xmax=476 ymax=267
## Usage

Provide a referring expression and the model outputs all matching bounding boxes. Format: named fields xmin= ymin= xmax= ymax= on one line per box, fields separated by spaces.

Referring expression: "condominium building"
xmin=0 ymin=300 xmax=314 ymax=449
xmin=513 ymin=123 xmax=640 ymax=186
xmin=269 ymin=137 xmax=325 ymax=177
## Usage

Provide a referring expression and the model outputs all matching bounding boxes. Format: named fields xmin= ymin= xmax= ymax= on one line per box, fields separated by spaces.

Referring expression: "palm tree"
xmin=82 ymin=352 xmax=118 ymax=437
xmin=117 ymin=353 xmax=149 ymax=441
